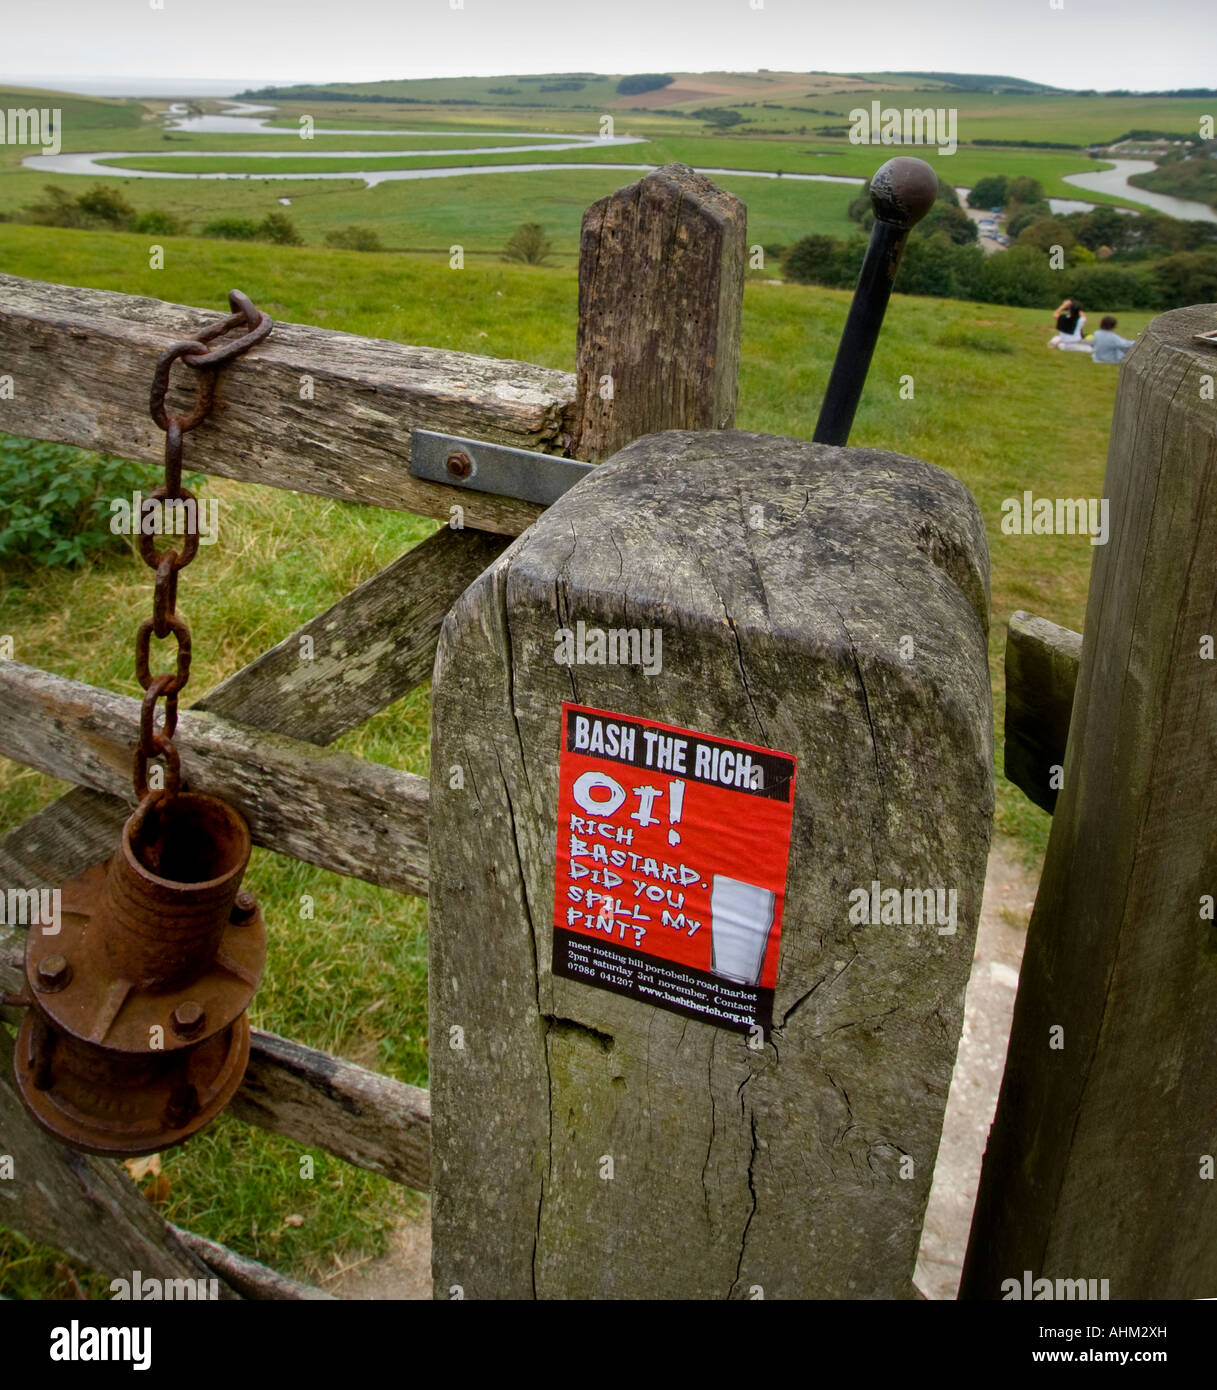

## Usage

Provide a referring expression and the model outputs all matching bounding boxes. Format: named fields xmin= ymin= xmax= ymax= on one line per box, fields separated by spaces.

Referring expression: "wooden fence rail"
xmin=0 ymin=939 xmax=430 ymax=1191
xmin=0 ymin=1025 xmax=331 ymax=1299
xmin=0 ymin=274 xmax=568 ymax=535
xmin=0 ymin=662 xmax=430 ymax=896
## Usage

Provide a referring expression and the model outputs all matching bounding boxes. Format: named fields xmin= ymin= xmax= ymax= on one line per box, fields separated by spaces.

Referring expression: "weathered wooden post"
xmin=429 ymin=421 xmax=994 ymax=1296
xmin=572 ymin=163 xmax=745 ymax=462
xmin=1003 ymin=611 xmax=1081 ymax=815
xmin=961 ymin=306 xmax=1217 ymax=1299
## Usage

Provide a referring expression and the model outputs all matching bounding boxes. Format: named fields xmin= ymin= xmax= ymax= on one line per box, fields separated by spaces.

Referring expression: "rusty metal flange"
xmin=14 ymin=792 xmax=266 ymax=1157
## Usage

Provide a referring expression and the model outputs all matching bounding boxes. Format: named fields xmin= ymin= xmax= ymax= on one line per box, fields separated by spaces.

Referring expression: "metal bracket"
xmin=409 ymin=429 xmax=594 ymax=507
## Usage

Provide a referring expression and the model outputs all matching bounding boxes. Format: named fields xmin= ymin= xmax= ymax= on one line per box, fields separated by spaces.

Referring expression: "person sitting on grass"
xmin=1091 ymin=316 xmax=1137 ymax=364
xmin=1048 ymin=298 xmax=1091 ymax=351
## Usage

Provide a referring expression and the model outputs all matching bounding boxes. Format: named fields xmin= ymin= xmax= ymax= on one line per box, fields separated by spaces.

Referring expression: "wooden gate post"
xmin=961 ymin=306 xmax=1217 ymax=1300
xmin=429 ymin=431 xmax=993 ymax=1298
xmin=572 ymin=162 xmax=746 ymax=462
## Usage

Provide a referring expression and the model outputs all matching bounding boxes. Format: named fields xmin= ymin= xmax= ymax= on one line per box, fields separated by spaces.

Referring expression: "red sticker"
xmin=552 ymin=703 xmax=797 ymax=1035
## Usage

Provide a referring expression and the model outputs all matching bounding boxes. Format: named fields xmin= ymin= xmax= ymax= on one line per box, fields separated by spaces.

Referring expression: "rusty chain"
xmin=134 ymin=290 xmax=272 ymax=803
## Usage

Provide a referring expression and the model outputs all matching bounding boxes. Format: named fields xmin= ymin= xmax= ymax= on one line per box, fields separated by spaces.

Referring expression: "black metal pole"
xmin=812 ymin=156 xmax=939 ymax=447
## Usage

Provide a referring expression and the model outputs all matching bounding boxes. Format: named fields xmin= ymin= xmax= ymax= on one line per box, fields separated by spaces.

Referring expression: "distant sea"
xmin=0 ymin=76 xmax=293 ymax=98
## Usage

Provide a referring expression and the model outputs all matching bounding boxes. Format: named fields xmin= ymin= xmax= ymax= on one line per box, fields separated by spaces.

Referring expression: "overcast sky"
xmin=1 ymin=0 xmax=1212 ymax=95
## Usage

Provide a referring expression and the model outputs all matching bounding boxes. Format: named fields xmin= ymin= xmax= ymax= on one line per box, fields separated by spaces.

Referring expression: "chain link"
xmin=134 ymin=290 xmax=273 ymax=804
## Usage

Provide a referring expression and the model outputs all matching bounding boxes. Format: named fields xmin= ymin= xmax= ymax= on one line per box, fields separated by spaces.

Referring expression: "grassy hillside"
xmin=232 ymin=72 xmax=1216 ymax=146
xmin=0 ymin=207 xmax=1148 ymax=1295
xmin=0 ymin=85 xmax=143 ymax=132
xmin=239 ymin=69 xmax=905 ymax=109
xmin=0 ymin=165 xmax=866 ymax=259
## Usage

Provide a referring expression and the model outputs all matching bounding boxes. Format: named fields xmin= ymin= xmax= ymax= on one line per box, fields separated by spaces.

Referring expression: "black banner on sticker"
xmin=553 ymin=929 xmax=774 ymax=1036
xmin=563 ymin=707 xmax=795 ymax=803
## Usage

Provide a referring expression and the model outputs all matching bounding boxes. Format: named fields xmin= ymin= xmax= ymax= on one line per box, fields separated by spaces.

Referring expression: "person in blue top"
xmin=1091 ymin=316 xmax=1137 ymax=364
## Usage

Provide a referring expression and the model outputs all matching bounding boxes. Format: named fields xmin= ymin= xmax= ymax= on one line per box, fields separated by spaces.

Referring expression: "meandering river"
xmin=1062 ymin=158 xmax=1216 ymax=223
xmin=22 ymin=102 xmax=1217 ymax=224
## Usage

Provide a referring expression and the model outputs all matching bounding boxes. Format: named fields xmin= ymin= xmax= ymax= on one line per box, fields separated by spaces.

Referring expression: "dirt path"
xmin=915 ymin=836 xmax=1038 ymax=1298
xmin=329 ymin=836 xmax=1039 ymax=1301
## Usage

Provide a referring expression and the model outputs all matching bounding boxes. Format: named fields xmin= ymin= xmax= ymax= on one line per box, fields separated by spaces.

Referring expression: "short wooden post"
xmin=1003 ymin=611 xmax=1082 ymax=814
xmin=572 ymin=163 xmax=746 ymax=462
xmin=961 ymin=306 xmax=1217 ymax=1299
xmin=429 ymin=431 xmax=993 ymax=1298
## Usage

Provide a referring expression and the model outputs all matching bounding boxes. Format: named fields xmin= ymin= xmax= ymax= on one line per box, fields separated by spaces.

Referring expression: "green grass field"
xmin=0 ymin=72 xmax=1180 ymax=1293
xmin=3 ymin=75 xmax=1211 ymax=266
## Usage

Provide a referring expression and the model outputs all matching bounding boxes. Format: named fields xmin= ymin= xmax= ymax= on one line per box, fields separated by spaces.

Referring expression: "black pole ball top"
xmin=868 ymin=157 xmax=939 ymax=229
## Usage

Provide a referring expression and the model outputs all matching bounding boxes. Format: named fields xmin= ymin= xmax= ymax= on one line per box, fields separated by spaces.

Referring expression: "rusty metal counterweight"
xmin=4 ymin=291 xmax=273 ymax=1158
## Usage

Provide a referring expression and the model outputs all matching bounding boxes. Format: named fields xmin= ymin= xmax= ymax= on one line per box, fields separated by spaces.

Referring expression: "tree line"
xmin=780 ymin=174 xmax=1217 ymax=310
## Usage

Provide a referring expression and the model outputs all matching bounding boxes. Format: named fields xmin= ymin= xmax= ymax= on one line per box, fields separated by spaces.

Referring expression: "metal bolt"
xmin=35 ymin=955 xmax=72 ymax=992
xmin=171 ymin=1001 xmax=206 ymax=1038
xmin=231 ymin=889 xmax=257 ymax=922
xmin=445 ymin=449 xmax=474 ymax=480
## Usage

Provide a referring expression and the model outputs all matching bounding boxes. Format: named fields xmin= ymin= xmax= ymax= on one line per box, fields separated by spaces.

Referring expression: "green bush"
xmin=75 ymin=185 xmax=136 ymax=228
xmin=21 ymin=185 xmax=89 ymax=228
xmin=1015 ymin=217 xmax=1076 ymax=252
xmin=202 ymin=217 xmax=261 ymax=240
xmin=259 ymin=211 xmax=303 ymax=246
xmin=1151 ymin=249 xmax=1217 ymax=306
xmin=974 ymin=245 xmax=1059 ymax=306
xmin=1006 ymin=176 xmax=1046 ymax=207
xmin=0 ymin=432 xmax=165 ymax=567
xmin=1070 ymin=205 xmax=1132 ymax=253
xmin=502 ymin=222 xmax=554 ymax=265
xmin=201 ymin=212 xmax=303 ymax=245
xmin=324 ymin=226 xmax=384 ymax=252
xmin=898 ymin=235 xmax=984 ymax=299
xmin=918 ymin=202 xmax=979 ymax=245
xmin=1006 ymin=201 xmax=1053 ymax=238
xmin=20 ymin=186 xmax=189 ymax=235
xmin=1060 ymin=264 xmax=1152 ymax=310
xmin=133 ymin=209 xmax=186 ymax=235
xmin=781 ymin=233 xmax=863 ymax=288
xmin=968 ymin=175 xmax=1008 ymax=210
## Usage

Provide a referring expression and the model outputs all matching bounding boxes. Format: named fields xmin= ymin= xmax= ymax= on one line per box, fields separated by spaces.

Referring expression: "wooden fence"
xmin=1 ymin=159 xmax=1214 ymax=1299
xmin=962 ymin=304 xmax=1217 ymax=1300
xmin=0 ymin=163 xmax=759 ymax=1297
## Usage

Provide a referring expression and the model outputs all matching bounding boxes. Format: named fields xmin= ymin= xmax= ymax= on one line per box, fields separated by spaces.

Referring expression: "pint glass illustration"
xmin=710 ymin=875 xmax=777 ymax=986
